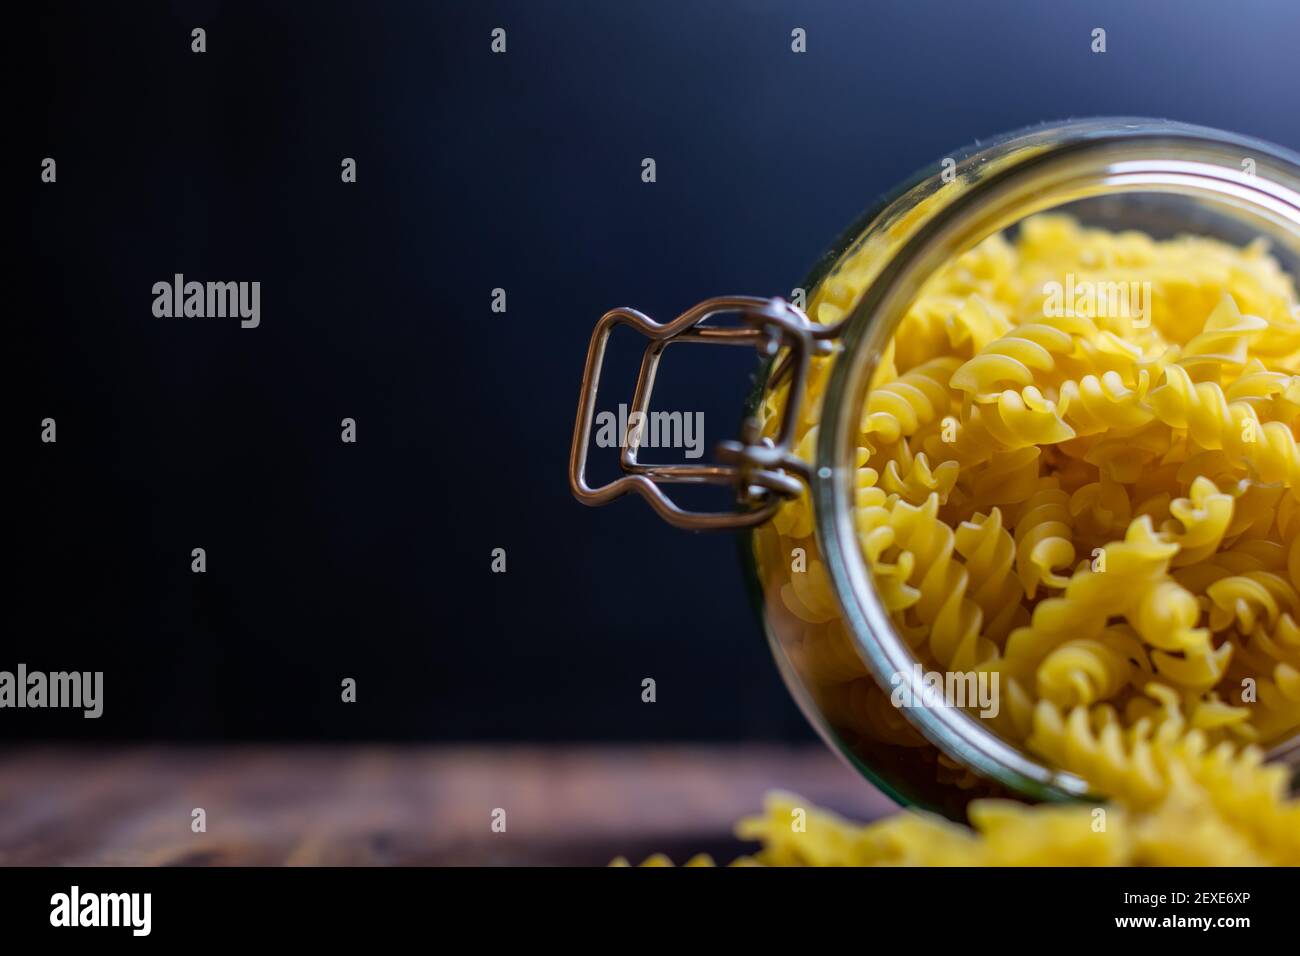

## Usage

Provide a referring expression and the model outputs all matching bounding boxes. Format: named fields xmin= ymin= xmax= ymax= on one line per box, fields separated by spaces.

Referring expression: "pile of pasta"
xmin=617 ymin=775 xmax=1298 ymax=865
xmin=625 ymin=214 xmax=1300 ymax=866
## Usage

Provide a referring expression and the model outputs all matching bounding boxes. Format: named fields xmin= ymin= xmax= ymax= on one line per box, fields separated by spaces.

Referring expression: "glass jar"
xmin=570 ymin=118 xmax=1300 ymax=817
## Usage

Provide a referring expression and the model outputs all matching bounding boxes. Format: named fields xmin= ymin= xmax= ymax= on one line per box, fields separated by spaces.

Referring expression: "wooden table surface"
xmin=0 ymin=745 xmax=893 ymax=866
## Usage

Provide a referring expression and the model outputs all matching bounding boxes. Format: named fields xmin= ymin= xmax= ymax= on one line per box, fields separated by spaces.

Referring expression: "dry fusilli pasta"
xmin=730 ymin=214 xmax=1300 ymax=865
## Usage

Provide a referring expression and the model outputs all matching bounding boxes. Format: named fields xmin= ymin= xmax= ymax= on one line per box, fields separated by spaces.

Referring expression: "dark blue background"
xmin=15 ymin=1 xmax=1300 ymax=740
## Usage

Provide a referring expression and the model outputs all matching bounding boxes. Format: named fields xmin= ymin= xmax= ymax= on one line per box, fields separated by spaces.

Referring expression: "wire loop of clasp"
xmin=569 ymin=295 xmax=835 ymax=530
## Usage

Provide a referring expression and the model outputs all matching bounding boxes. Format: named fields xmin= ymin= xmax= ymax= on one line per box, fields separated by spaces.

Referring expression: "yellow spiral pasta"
xmin=724 ymin=213 xmax=1300 ymax=867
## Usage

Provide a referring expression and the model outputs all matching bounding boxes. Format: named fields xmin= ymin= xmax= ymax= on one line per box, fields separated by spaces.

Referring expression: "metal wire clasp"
xmin=569 ymin=295 xmax=834 ymax=530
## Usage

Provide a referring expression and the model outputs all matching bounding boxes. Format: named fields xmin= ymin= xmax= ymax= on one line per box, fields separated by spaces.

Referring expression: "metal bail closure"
xmin=569 ymin=295 xmax=835 ymax=530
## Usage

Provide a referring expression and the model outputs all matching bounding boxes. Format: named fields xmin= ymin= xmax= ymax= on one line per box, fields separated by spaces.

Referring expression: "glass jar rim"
xmin=807 ymin=118 xmax=1300 ymax=800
